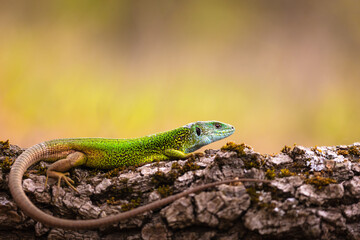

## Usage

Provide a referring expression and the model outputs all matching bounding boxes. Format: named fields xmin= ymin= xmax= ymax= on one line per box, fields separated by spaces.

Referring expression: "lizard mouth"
xmin=218 ymin=129 xmax=235 ymax=136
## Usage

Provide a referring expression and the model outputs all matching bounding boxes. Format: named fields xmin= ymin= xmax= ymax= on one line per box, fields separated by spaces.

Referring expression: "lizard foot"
xmin=58 ymin=172 xmax=78 ymax=192
xmin=47 ymin=171 xmax=78 ymax=192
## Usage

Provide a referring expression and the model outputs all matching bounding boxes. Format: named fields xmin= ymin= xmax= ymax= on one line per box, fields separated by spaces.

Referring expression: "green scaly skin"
xmin=9 ymin=121 xmax=269 ymax=230
xmin=42 ymin=121 xmax=234 ymax=168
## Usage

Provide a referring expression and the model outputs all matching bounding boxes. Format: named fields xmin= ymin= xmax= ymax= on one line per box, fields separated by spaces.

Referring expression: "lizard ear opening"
xmin=196 ymin=127 xmax=201 ymax=136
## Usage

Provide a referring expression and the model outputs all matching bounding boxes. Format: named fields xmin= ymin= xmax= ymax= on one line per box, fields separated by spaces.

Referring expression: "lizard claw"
xmin=50 ymin=171 xmax=78 ymax=192
xmin=45 ymin=175 xmax=49 ymax=189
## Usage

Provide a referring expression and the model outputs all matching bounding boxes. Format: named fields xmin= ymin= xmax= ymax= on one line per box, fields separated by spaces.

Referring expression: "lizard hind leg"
xmin=46 ymin=151 xmax=86 ymax=192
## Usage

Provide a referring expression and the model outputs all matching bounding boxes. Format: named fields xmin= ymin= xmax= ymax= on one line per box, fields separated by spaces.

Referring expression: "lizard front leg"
xmin=164 ymin=149 xmax=203 ymax=159
xmin=46 ymin=151 xmax=86 ymax=191
xmin=164 ymin=149 xmax=192 ymax=159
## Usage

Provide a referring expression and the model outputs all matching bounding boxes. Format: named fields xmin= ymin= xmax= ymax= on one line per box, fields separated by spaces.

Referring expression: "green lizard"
xmin=9 ymin=121 xmax=269 ymax=230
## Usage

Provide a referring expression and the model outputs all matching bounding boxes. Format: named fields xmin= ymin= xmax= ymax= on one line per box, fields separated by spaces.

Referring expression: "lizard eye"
xmin=214 ymin=123 xmax=221 ymax=129
xmin=196 ymin=127 xmax=201 ymax=136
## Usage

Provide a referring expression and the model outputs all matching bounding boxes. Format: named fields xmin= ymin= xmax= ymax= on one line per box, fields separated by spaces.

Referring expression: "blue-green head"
xmin=182 ymin=121 xmax=235 ymax=153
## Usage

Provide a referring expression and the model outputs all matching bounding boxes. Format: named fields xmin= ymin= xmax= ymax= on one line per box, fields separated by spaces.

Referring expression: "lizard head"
xmin=183 ymin=121 xmax=235 ymax=153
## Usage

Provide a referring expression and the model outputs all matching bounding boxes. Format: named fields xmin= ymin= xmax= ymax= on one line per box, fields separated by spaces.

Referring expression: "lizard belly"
xmin=83 ymin=149 xmax=168 ymax=169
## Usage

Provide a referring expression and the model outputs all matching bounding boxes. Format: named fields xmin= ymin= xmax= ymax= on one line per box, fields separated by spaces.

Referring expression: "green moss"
xmin=265 ymin=169 xmax=276 ymax=180
xmin=281 ymin=145 xmax=292 ymax=154
xmin=151 ymin=157 xmax=201 ymax=191
xmin=258 ymin=202 xmax=276 ymax=209
xmin=171 ymin=162 xmax=181 ymax=170
xmin=311 ymin=146 xmax=323 ymax=154
xmin=157 ymin=185 xmax=173 ymax=198
xmin=305 ymin=176 xmax=336 ymax=190
xmin=292 ymin=161 xmax=306 ymax=169
xmin=106 ymin=182 xmax=141 ymax=207
xmin=104 ymin=166 xmax=127 ymax=178
xmin=127 ymin=166 xmax=137 ymax=172
xmin=151 ymin=171 xmax=177 ymax=187
xmin=191 ymin=152 xmax=204 ymax=159
xmin=89 ymin=169 xmax=104 ymax=177
xmin=118 ymin=186 xmax=133 ymax=195
xmin=246 ymin=187 xmax=260 ymax=204
xmin=0 ymin=140 xmax=10 ymax=150
xmin=265 ymin=168 xmax=296 ymax=179
xmin=119 ymin=178 xmax=129 ymax=184
xmin=120 ymin=198 xmax=141 ymax=211
xmin=221 ymin=142 xmax=246 ymax=156
xmin=337 ymin=149 xmax=349 ymax=156
xmin=153 ymin=159 xmax=200 ymax=188
xmin=109 ymin=185 xmax=134 ymax=198
xmin=179 ymin=159 xmax=200 ymax=174
xmin=34 ymin=165 xmax=47 ymax=175
xmin=221 ymin=142 xmax=264 ymax=169
xmin=349 ymin=146 xmax=360 ymax=156
xmin=0 ymin=157 xmax=14 ymax=173
xmin=107 ymin=195 xmax=141 ymax=209
xmin=106 ymin=196 xmax=120 ymax=205
xmin=243 ymin=161 xmax=258 ymax=169
xmin=243 ymin=154 xmax=265 ymax=170
xmin=278 ymin=169 xmax=295 ymax=178
xmin=293 ymin=147 xmax=305 ymax=156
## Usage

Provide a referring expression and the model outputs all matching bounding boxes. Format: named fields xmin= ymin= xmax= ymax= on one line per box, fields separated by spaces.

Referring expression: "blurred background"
xmin=1 ymin=1 xmax=359 ymax=153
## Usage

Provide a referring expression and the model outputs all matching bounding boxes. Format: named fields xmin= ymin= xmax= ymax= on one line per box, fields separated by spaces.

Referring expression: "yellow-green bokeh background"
xmin=1 ymin=1 xmax=360 ymax=153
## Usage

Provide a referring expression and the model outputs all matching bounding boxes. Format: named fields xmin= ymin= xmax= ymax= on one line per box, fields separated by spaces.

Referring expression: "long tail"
xmin=9 ymin=143 xmax=270 ymax=230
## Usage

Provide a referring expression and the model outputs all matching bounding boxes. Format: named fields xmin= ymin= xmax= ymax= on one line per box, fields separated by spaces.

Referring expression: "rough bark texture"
xmin=1 ymin=140 xmax=360 ymax=240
